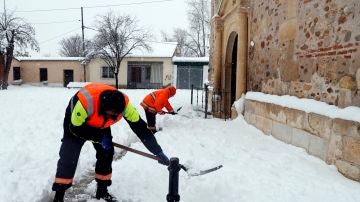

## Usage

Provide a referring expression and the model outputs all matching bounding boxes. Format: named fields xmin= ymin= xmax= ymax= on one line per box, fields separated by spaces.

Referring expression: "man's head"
xmin=167 ymin=86 xmax=176 ymax=97
xmin=99 ymin=90 xmax=125 ymax=120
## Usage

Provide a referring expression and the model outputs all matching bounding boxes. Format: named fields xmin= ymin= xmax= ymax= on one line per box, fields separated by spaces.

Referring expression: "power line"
xmin=31 ymin=20 xmax=80 ymax=25
xmin=16 ymin=7 xmax=79 ymax=13
xmin=83 ymin=0 xmax=175 ymax=9
xmin=39 ymin=27 xmax=79 ymax=44
xmin=84 ymin=26 xmax=177 ymax=45
xmin=15 ymin=0 xmax=176 ymax=13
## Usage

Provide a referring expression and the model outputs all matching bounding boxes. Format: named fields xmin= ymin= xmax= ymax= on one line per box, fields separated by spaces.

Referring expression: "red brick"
xmin=338 ymin=50 xmax=348 ymax=55
xmin=344 ymin=43 xmax=353 ymax=48
xmin=333 ymin=44 xmax=344 ymax=50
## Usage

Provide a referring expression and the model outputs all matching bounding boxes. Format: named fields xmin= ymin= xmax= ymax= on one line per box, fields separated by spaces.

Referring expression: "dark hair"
xmin=99 ymin=90 xmax=125 ymax=115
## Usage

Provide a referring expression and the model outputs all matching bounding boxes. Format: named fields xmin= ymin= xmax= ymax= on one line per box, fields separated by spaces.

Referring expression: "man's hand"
xmin=156 ymin=152 xmax=170 ymax=166
xmin=101 ymin=136 xmax=112 ymax=150
xmin=158 ymin=111 xmax=165 ymax=115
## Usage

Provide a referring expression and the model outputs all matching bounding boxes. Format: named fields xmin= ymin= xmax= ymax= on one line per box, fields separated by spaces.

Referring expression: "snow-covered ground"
xmin=0 ymin=85 xmax=359 ymax=202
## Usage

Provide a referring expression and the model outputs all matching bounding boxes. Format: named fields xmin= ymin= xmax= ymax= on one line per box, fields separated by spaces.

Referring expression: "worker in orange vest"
xmin=140 ymin=86 xmax=176 ymax=134
xmin=52 ymin=83 xmax=169 ymax=202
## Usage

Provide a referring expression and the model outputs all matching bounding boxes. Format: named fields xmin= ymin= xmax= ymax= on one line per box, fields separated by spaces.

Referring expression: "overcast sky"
xmin=4 ymin=0 xmax=188 ymax=57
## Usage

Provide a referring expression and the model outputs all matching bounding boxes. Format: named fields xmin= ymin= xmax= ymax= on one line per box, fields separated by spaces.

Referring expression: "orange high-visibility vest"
xmin=76 ymin=83 xmax=129 ymax=128
xmin=141 ymin=88 xmax=173 ymax=113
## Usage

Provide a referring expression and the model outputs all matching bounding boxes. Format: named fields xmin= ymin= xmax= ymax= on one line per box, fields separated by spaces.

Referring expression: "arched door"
xmin=223 ymin=32 xmax=238 ymax=119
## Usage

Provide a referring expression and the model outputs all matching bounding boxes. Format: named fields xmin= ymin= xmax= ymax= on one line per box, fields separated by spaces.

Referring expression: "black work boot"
xmin=96 ymin=181 xmax=118 ymax=202
xmin=53 ymin=190 xmax=65 ymax=202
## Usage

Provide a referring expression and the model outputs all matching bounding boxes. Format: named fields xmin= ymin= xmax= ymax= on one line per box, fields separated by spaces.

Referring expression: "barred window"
xmin=102 ymin=66 xmax=114 ymax=78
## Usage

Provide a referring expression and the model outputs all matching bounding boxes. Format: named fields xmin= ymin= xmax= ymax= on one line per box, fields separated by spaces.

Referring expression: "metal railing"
xmin=210 ymin=89 xmax=232 ymax=120
xmin=190 ymin=84 xmax=232 ymax=120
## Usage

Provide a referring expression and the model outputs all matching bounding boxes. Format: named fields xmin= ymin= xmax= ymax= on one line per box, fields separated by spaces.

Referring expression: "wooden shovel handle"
xmin=112 ymin=142 xmax=160 ymax=161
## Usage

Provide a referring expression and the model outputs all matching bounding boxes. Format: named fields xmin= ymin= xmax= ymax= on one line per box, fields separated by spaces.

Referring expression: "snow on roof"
xmin=16 ymin=57 xmax=84 ymax=61
xmin=173 ymin=56 xmax=209 ymax=63
xmin=127 ymin=41 xmax=177 ymax=58
xmin=246 ymin=91 xmax=360 ymax=123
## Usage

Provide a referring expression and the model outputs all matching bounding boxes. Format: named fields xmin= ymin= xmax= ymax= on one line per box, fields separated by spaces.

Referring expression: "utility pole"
xmin=81 ymin=7 xmax=86 ymax=82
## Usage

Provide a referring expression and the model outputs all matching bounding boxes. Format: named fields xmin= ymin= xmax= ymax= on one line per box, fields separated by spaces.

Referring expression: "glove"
xmin=156 ymin=152 xmax=170 ymax=166
xmin=158 ymin=111 xmax=165 ymax=115
xmin=169 ymin=111 xmax=177 ymax=115
xmin=101 ymin=136 xmax=112 ymax=150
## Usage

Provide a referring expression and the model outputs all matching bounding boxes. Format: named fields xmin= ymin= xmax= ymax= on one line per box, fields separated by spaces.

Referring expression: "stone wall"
xmin=248 ymin=0 xmax=360 ymax=108
xmin=244 ymin=99 xmax=360 ymax=182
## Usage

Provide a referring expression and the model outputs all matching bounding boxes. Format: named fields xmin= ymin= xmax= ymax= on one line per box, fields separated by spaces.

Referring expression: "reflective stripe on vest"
xmin=95 ymin=173 xmax=112 ymax=181
xmin=75 ymin=83 xmax=127 ymax=128
xmin=150 ymin=92 xmax=156 ymax=100
xmin=140 ymin=101 xmax=156 ymax=112
xmin=55 ymin=177 xmax=73 ymax=185
xmin=79 ymin=87 xmax=94 ymax=117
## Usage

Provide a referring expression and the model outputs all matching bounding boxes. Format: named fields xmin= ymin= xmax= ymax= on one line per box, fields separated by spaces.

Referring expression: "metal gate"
xmin=177 ymin=65 xmax=203 ymax=89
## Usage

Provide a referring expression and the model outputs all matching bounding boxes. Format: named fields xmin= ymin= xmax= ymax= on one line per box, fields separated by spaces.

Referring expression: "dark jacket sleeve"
xmin=68 ymin=123 xmax=105 ymax=143
xmin=125 ymin=117 xmax=163 ymax=155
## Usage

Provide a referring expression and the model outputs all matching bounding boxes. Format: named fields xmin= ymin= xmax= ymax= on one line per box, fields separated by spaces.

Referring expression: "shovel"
xmin=112 ymin=142 xmax=222 ymax=177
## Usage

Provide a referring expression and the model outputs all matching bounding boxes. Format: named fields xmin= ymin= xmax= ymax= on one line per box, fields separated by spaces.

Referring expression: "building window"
xmin=127 ymin=62 xmax=163 ymax=89
xmin=40 ymin=68 xmax=48 ymax=82
xmin=13 ymin=67 xmax=21 ymax=80
xmin=102 ymin=66 xmax=114 ymax=78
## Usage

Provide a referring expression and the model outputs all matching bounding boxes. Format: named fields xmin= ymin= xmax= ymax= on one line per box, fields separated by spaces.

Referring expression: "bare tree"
xmin=160 ymin=30 xmax=172 ymax=42
xmin=173 ymin=28 xmax=191 ymax=56
xmin=0 ymin=11 xmax=39 ymax=89
xmin=161 ymin=28 xmax=190 ymax=57
xmin=91 ymin=12 xmax=151 ymax=88
xmin=187 ymin=0 xmax=210 ymax=57
xmin=59 ymin=34 xmax=90 ymax=57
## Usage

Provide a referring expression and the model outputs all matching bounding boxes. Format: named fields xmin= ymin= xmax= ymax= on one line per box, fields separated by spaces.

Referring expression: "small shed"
xmin=172 ymin=57 xmax=209 ymax=89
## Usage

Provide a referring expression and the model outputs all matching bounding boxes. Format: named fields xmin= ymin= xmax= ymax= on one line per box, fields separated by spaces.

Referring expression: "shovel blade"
xmin=188 ymin=165 xmax=223 ymax=176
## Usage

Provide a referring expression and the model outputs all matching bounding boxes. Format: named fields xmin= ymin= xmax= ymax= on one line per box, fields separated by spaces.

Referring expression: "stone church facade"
xmin=210 ymin=0 xmax=360 ymax=181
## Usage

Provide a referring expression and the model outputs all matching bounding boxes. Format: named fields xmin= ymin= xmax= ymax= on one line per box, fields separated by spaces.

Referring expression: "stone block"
xmin=255 ymin=115 xmax=272 ymax=135
xmin=244 ymin=100 xmax=256 ymax=114
xmin=272 ymin=121 xmax=293 ymax=144
xmin=286 ymin=0 xmax=297 ymax=19
xmin=338 ymin=89 xmax=353 ymax=108
xmin=336 ymin=160 xmax=360 ymax=182
xmin=326 ymin=134 xmax=343 ymax=164
xmin=308 ymin=134 xmax=328 ymax=161
xmin=304 ymin=113 xmax=333 ymax=139
xmin=253 ymin=100 xmax=270 ymax=119
xmin=279 ymin=19 xmax=297 ymax=43
xmin=285 ymin=107 xmax=306 ymax=129
xmin=244 ymin=111 xmax=256 ymax=126
xmin=356 ymin=68 xmax=360 ymax=89
xmin=342 ymin=136 xmax=360 ymax=165
xmin=291 ymin=128 xmax=310 ymax=150
xmin=339 ymin=75 xmax=357 ymax=90
xmin=244 ymin=111 xmax=251 ymax=123
xmin=332 ymin=118 xmax=360 ymax=138
xmin=269 ymin=104 xmax=287 ymax=124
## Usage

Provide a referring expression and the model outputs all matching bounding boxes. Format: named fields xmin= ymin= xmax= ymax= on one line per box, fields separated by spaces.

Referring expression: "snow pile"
xmin=246 ymin=92 xmax=360 ymax=123
xmin=233 ymin=93 xmax=245 ymax=115
xmin=67 ymin=82 xmax=92 ymax=88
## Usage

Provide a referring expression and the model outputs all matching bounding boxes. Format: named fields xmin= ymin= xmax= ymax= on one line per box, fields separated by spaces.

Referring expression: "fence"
xmin=190 ymin=84 xmax=232 ymax=120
